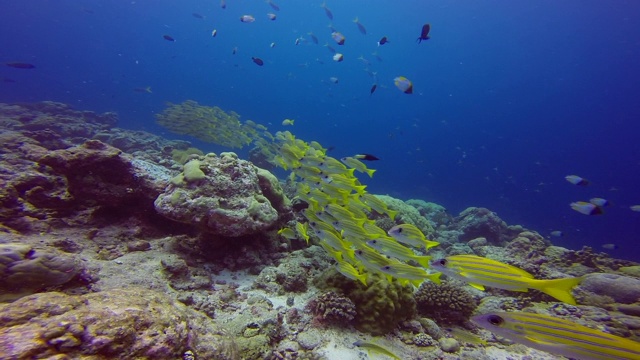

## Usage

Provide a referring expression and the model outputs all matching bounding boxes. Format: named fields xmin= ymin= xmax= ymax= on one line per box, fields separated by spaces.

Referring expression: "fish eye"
xmin=487 ymin=315 xmax=504 ymax=326
xmin=398 ymin=228 xmax=403 ymax=233
xmin=437 ymin=259 xmax=447 ymax=266
xmin=370 ymin=240 xmax=377 ymax=244
xmin=382 ymin=266 xmax=390 ymax=270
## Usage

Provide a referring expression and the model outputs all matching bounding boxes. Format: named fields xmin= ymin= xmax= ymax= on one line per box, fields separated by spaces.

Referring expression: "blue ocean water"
xmin=1 ymin=0 xmax=639 ymax=261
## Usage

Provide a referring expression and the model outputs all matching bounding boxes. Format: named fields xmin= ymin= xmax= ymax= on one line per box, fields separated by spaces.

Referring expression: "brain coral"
xmin=154 ymin=152 xmax=283 ymax=237
xmin=415 ymin=281 xmax=477 ymax=325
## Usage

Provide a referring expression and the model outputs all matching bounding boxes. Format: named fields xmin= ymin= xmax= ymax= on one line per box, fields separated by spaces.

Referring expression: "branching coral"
xmin=415 ymin=281 xmax=477 ymax=325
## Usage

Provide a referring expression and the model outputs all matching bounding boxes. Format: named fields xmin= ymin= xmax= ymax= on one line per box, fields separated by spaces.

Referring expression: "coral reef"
xmin=319 ymin=271 xmax=416 ymax=335
xmin=1 ymin=101 xmax=640 ymax=360
xmin=415 ymin=281 xmax=478 ymax=325
xmin=453 ymin=207 xmax=523 ymax=245
xmin=0 ymin=243 xmax=83 ymax=301
xmin=154 ymin=152 xmax=287 ymax=237
xmin=308 ymin=291 xmax=357 ymax=325
xmin=0 ymin=288 xmax=238 ymax=359
xmin=375 ymin=195 xmax=435 ymax=236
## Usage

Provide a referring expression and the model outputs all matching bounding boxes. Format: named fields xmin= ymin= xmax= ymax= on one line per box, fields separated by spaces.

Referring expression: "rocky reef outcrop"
xmin=154 ymin=152 xmax=290 ymax=237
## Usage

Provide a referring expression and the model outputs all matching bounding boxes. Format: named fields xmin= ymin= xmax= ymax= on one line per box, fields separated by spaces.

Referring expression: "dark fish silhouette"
xmin=220 ymin=0 xmax=226 ymax=9
xmin=417 ymin=23 xmax=431 ymax=43
xmin=377 ymin=36 xmax=388 ymax=46
xmin=252 ymin=57 xmax=264 ymax=66
xmin=321 ymin=2 xmax=333 ymax=20
xmin=353 ymin=17 xmax=366 ymax=35
xmin=355 ymin=153 xmax=380 ymax=161
xmin=308 ymin=32 xmax=318 ymax=44
xmin=192 ymin=13 xmax=204 ymax=19
xmin=369 ymin=84 xmax=377 ymax=96
xmin=163 ymin=35 xmax=175 ymax=42
xmin=6 ymin=62 xmax=35 ymax=69
xmin=267 ymin=0 xmax=280 ymax=11
xmin=2 ymin=77 xmax=16 ymax=83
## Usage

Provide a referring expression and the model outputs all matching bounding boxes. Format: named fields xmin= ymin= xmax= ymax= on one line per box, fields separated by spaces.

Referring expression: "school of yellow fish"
xmin=155 ymin=100 xmax=275 ymax=149
xmin=272 ymin=130 xmax=442 ymax=288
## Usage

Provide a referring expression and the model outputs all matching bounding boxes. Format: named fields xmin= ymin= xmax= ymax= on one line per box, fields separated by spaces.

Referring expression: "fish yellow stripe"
xmin=474 ymin=312 xmax=640 ymax=360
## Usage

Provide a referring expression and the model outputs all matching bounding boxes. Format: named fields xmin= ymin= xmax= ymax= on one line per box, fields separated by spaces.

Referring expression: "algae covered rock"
xmin=0 ymin=243 xmax=82 ymax=301
xmin=0 ymin=288 xmax=237 ymax=360
xmin=155 ymin=152 xmax=284 ymax=237
xmin=578 ymin=273 xmax=640 ymax=304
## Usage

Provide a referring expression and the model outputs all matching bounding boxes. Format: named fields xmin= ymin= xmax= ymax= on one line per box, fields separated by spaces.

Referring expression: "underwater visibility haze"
xmin=2 ymin=0 xmax=639 ymax=258
xmin=2 ymin=1 xmax=640 ymax=359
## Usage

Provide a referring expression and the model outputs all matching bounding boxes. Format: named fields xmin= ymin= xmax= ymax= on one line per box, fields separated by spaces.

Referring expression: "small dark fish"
xmin=355 ymin=153 xmax=379 ymax=161
xmin=369 ymin=84 xmax=377 ymax=96
xmin=267 ymin=0 xmax=280 ymax=11
xmin=378 ymin=36 xmax=388 ymax=46
xmin=252 ymin=57 xmax=264 ymax=66
xmin=232 ymin=46 xmax=238 ymax=55
xmin=417 ymin=23 xmax=431 ymax=43
xmin=163 ymin=35 xmax=175 ymax=42
xmin=6 ymin=62 xmax=35 ymax=69
xmin=220 ymin=0 xmax=226 ymax=9
xmin=321 ymin=2 xmax=333 ymax=20
xmin=192 ymin=13 xmax=204 ymax=19
xmin=2 ymin=77 xmax=16 ymax=83
xmin=308 ymin=32 xmax=318 ymax=44
xmin=353 ymin=17 xmax=366 ymax=35
xmin=324 ymin=43 xmax=336 ymax=54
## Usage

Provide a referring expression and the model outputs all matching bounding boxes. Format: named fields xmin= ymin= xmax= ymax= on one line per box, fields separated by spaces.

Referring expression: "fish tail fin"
xmin=343 ymin=248 xmax=355 ymax=262
xmin=535 ymin=277 xmax=582 ymax=305
xmin=354 ymin=185 xmax=367 ymax=195
xmin=424 ymin=240 xmax=440 ymax=250
xmin=410 ymin=279 xmax=423 ymax=288
xmin=429 ymin=272 xmax=442 ymax=284
xmin=414 ymin=255 xmax=432 ymax=269
xmin=357 ymin=272 xmax=368 ymax=287
xmin=366 ymin=168 xmax=376 ymax=177
xmin=386 ymin=209 xmax=398 ymax=220
xmin=145 ymin=86 xmax=152 ymax=93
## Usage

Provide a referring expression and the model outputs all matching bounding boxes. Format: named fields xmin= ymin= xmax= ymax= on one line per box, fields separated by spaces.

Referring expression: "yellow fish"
xmin=282 ymin=118 xmax=295 ymax=126
xmin=472 ymin=312 xmax=640 ymax=360
xmin=430 ymin=254 xmax=582 ymax=304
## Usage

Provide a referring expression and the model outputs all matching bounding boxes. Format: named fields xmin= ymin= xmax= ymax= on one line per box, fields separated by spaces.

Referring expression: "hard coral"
xmin=155 ymin=152 xmax=282 ymax=237
xmin=319 ymin=271 xmax=416 ymax=335
xmin=308 ymin=291 xmax=357 ymax=325
xmin=0 ymin=288 xmax=238 ymax=360
xmin=375 ymin=195 xmax=434 ymax=236
xmin=415 ymin=281 xmax=477 ymax=325
xmin=453 ymin=207 xmax=522 ymax=245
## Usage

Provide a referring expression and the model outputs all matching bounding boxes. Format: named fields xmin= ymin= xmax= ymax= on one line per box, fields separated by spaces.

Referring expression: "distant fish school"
xmin=171 ymin=1 xmax=434 ymax=96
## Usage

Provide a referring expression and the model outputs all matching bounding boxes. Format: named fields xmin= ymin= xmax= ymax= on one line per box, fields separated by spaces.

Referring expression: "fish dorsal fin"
xmin=469 ymin=283 xmax=485 ymax=291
